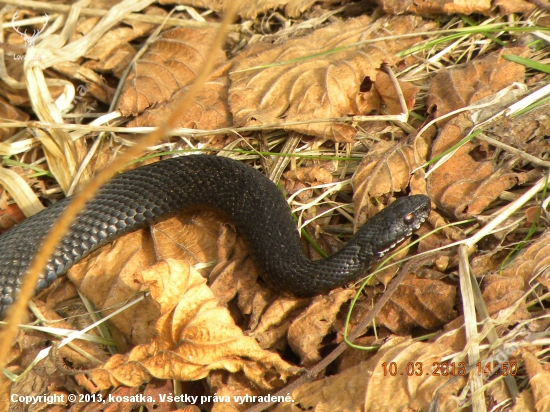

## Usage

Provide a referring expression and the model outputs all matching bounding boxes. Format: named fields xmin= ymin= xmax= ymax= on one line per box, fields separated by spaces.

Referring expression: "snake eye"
xmin=403 ymin=213 xmax=415 ymax=225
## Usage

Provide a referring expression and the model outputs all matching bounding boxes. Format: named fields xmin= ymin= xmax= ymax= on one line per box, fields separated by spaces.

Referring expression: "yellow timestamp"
xmin=381 ymin=361 xmax=518 ymax=377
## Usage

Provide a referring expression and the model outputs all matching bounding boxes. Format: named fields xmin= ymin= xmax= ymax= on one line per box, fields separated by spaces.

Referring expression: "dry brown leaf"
xmin=500 ymin=232 xmax=550 ymax=283
xmin=53 ymin=62 xmax=115 ymax=105
xmin=526 ymin=206 xmax=542 ymax=224
xmin=434 ymin=318 xmax=467 ymax=354
xmin=376 ymin=274 xmax=457 ymax=333
xmin=118 ymin=27 xmax=226 ymax=116
xmin=482 ymin=274 xmax=527 ymax=321
xmin=0 ymin=96 xmax=29 ymax=141
xmin=340 ymin=257 xmax=457 ymax=336
xmin=374 ymin=70 xmax=420 ymax=115
xmin=428 ymin=114 xmax=528 ymax=218
xmin=81 ymin=384 xmax=178 ymax=411
xmin=426 ymin=47 xmax=529 ymax=123
xmin=229 ymin=15 xmax=432 ymax=141
xmin=281 ymin=163 xmax=334 ymax=202
xmin=273 ymin=338 xmax=463 ymax=412
xmin=511 ymin=390 xmax=537 ymax=412
xmin=363 ymin=339 xmax=463 ymax=411
xmin=249 ymin=297 xmax=310 ymax=350
xmin=129 ymin=64 xmax=232 ymax=132
xmin=485 ymin=378 xmax=520 ymax=412
xmin=68 ymin=229 xmax=160 ymax=344
xmin=171 ymin=0 xmax=508 ymax=19
xmin=7 ymin=5 xmax=547 ymax=408
xmin=238 ymin=285 xmax=274 ymax=328
xmin=0 ymin=203 xmax=26 ymax=232
xmin=84 ymin=15 xmax=157 ymax=61
xmin=335 ymin=336 xmax=378 ymax=372
xmin=287 ymin=289 xmax=355 ymax=365
xmin=10 ymin=355 xmax=74 ymax=410
xmin=470 ymin=250 xmax=503 ymax=277
xmin=85 ymin=43 xmax=136 ymax=78
xmin=8 ymin=297 xmax=109 ymax=409
xmin=85 ymin=259 xmax=299 ymax=391
xmin=209 ymin=371 xmax=261 ymax=411
xmin=82 ymin=7 xmax=166 ymax=78
xmin=352 ymin=135 xmax=429 ymax=226
xmin=416 ymin=217 xmax=458 ymax=260
xmin=237 ymin=0 xmax=339 ymax=19
xmin=523 ymin=352 xmax=550 ymax=411
xmin=494 ymin=0 xmax=536 ymax=15
xmin=485 ymin=102 xmax=550 ymax=161
xmin=160 ymin=0 xmax=341 ymax=18
xmin=524 ymin=309 xmax=550 ymax=333
xmin=152 ymin=213 xmax=222 ymax=267
xmin=0 ymin=373 xmax=11 ymax=412
xmin=67 ymin=204 xmax=312 ymax=358
xmin=0 ymin=75 xmax=30 ymax=107
xmin=72 ymin=16 xmax=101 ymax=40
xmin=276 ymin=0 xmax=341 ymax=18
xmin=29 ymin=300 xmax=109 ymax=368
xmin=68 ymin=212 xmax=241 ymax=345
xmin=481 ymin=232 xmax=550 ymax=319
xmin=375 ymin=0 xmax=495 ymax=16
xmin=207 ymin=222 xmax=260 ymax=303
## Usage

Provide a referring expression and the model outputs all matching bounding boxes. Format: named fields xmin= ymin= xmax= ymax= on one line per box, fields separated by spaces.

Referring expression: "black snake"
xmin=0 ymin=155 xmax=431 ymax=315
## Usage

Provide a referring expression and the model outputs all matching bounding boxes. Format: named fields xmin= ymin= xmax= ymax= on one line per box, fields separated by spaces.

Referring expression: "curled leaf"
xmin=86 ymin=259 xmax=299 ymax=390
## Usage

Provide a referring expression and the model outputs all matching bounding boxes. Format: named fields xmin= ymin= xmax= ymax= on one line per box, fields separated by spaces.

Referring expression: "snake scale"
xmin=0 ymin=155 xmax=431 ymax=316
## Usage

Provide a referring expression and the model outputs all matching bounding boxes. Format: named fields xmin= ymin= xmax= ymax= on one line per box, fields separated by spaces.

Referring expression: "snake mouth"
xmin=377 ymin=235 xmax=408 ymax=257
xmin=376 ymin=213 xmax=429 ymax=257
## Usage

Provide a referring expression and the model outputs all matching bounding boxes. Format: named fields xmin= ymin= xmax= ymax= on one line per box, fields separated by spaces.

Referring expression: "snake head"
xmin=354 ymin=195 xmax=431 ymax=261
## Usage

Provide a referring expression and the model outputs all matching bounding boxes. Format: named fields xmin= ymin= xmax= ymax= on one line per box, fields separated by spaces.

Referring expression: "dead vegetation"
xmin=1 ymin=0 xmax=550 ymax=411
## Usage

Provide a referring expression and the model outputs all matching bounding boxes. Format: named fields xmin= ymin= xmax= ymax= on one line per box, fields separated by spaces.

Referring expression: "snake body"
xmin=0 ymin=155 xmax=430 ymax=315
